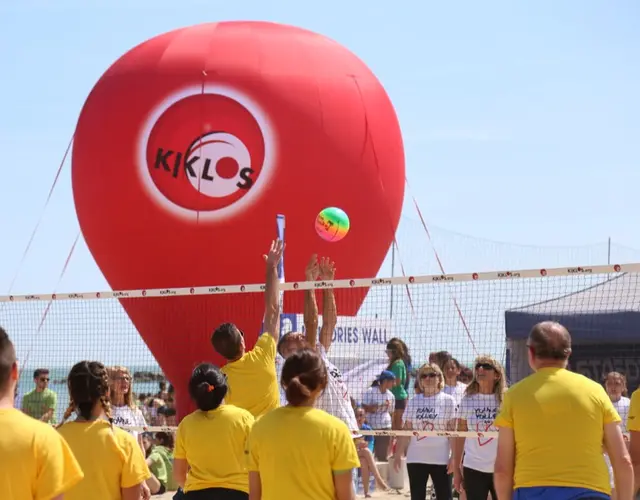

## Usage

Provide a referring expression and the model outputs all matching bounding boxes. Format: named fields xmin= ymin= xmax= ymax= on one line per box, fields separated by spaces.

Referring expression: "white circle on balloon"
xmin=136 ymin=84 xmax=277 ymax=222
xmin=185 ymin=132 xmax=252 ymax=198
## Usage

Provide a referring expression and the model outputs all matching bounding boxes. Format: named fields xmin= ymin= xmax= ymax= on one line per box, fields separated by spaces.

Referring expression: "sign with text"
xmin=279 ymin=313 xmax=391 ymax=361
xmin=570 ymin=343 xmax=640 ymax=389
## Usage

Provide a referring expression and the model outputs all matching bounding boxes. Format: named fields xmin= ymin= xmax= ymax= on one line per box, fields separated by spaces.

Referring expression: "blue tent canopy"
xmin=505 ymin=272 xmax=640 ymax=343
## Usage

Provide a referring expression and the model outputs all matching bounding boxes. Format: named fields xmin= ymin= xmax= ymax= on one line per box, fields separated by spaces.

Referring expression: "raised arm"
xmin=263 ymin=240 xmax=284 ymax=341
xmin=303 ymin=255 xmax=320 ymax=348
xmin=318 ymin=257 xmax=337 ymax=352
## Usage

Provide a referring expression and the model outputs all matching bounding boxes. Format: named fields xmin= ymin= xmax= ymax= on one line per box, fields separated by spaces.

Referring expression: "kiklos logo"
xmin=137 ymin=85 xmax=276 ymax=220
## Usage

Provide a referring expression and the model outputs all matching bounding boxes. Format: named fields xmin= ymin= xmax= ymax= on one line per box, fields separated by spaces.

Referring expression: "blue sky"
xmin=1 ymin=1 xmax=640 ymax=368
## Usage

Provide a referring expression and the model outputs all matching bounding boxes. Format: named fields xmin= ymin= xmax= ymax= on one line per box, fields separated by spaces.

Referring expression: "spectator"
xmin=386 ymin=338 xmax=409 ymax=430
xmin=22 ymin=367 xmax=57 ymax=423
xmin=174 ymin=363 xmax=254 ymax=499
xmin=247 ymin=348 xmax=360 ymax=500
xmin=443 ymin=358 xmax=467 ymax=407
xmin=58 ymin=360 xmax=150 ymax=499
xmin=109 ymin=365 xmax=148 ymax=449
xmin=458 ymin=366 xmax=473 ymax=385
xmin=494 ymin=321 xmax=632 ymax=500
xmin=355 ymin=407 xmax=390 ymax=498
xmin=362 ymin=370 xmax=396 ymax=461
xmin=453 ymin=355 xmax=506 ymax=500
xmin=393 ymin=363 xmax=456 ymax=500
xmin=211 ymin=240 xmax=283 ymax=418
xmin=603 ymin=371 xmax=630 ymax=500
xmin=143 ymin=432 xmax=178 ymax=495
xmin=0 ymin=326 xmax=83 ymax=498
xmin=156 ymin=381 xmax=169 ymax=401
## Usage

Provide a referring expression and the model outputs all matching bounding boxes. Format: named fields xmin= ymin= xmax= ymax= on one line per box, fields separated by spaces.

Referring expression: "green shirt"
xmin=149 ymin=446 xmax=177 ymax=491
xmin=389 ymin=359 xmax=408 ymax=401
xmin=21 ymin=388 xmax=57 ymax=424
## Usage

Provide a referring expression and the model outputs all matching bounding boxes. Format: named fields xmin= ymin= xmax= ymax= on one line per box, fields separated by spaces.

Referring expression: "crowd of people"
xmin=0 ymin=240 xmax=639 ymax=500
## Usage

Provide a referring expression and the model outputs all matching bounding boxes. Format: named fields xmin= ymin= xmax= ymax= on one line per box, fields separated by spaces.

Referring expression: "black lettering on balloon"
xmin=172 ymin=152 xmax=183 ymax=178
xmin=202 ymin=159 xmax=214 ymax=181
xmin=183 ymin=154 xmax=199 ymax=178
xmin=237 ymin=167 xmax=254 ymax=189
xmin=154 ymin=148 xmax=173 ymax=172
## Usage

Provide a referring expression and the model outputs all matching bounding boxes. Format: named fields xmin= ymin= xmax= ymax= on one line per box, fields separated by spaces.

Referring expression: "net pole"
xmin=276 ymin=214 xmax=286 ymax=336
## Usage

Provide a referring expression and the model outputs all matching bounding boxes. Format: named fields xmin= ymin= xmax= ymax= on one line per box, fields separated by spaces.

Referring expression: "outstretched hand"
xmin=305 ymin=254 xmax=319 ymax=281
xmin=318 ymin=256 xmax=335 ymax=280
xmin=263 ymin=240 xmax=284 ymax=268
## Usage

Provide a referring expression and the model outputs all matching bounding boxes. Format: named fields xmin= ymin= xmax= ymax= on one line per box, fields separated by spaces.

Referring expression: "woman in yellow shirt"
xmin=247 ymin=348 xmax=360 ymax=500
xmin=57 ymin=361 xmax=151 ymax=500
xmin=0 ymin=326 xmax=84 ymax=500
xmin=173 ymin=362 xmax=255 ymax=499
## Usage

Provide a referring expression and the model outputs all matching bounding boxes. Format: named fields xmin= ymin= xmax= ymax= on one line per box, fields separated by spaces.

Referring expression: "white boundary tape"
xmin=0 ymin=263 xmax=634 ymax=303
xmin=121 ymin=425 xmax=499 ymax=438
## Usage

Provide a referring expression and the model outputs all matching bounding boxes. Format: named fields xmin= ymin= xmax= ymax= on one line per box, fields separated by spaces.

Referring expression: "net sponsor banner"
xmin=280 ymin=313 xmax=391 ymax=360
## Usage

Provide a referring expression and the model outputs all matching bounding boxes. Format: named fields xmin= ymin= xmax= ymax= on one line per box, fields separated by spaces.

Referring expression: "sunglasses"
xmin=475 ymin=363 xmax=495 ymax=371
xmin=420 ymin=372 xmax=438 ymax=379
xmin=39 ymin=378 xmax=49 ymax=382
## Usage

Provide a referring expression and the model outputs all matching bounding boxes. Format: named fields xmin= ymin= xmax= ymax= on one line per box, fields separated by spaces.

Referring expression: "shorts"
xmin=182 ymin=487 xmax=248 ymax=500
xmin=154 ymin=483 xmax=166 ymax=495
xmin=394 ymin=398 xmax=407 ymax=411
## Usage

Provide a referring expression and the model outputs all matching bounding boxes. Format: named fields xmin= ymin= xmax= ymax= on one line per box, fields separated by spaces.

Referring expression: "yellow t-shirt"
xmin=58 ymin=419 xmax=150 ymax=500
xmin=247 ymin=406 xmax=361 ymax=500
xmin=626 ymin=388 xmax=640 ymax=431
xmin=494 ymin=367 xmax=620 ymax=494
xmin=174 ymin=405 xmax=254 ymax=493
xmin=0 ymin=407 xmax=83 ymax=500
xmin=221 ymin=333 xmax=279 ymax=418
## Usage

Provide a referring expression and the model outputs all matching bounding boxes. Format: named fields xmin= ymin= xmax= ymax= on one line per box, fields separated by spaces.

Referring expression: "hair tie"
xmin=207 ymin=384 xmax=215 ymax=392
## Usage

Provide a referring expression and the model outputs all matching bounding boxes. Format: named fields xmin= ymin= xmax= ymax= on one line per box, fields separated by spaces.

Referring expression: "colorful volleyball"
xmin=315 ymin=207 xmax=350 ymax=242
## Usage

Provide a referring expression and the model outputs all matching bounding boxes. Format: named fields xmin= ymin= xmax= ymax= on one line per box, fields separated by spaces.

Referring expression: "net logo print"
xmin=137 ymin=85 xmax=275 ymax=219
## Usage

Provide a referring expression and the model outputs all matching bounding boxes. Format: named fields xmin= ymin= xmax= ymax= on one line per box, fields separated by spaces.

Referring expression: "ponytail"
xmin=285 ymin=376 xmax=312 ymax=406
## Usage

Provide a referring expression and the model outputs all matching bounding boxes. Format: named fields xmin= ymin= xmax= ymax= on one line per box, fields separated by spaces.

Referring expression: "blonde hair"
xmin=465 ymin=355 xmax=507 ymax=403
xmin=417 ymin=363 xmax=445 ymax=392
xmin=108 ymin=365 xmax=135 ymax=408
xmin=604 ymin=371 xmax=628 ymax=397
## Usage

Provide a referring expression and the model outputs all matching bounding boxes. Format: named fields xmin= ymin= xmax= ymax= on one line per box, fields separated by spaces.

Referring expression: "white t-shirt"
xmin=315 ymin=343 xmax=359 ymax=433
xmin=275 ymin=354 xmax=288 ymax=407
xmin=362 ymin=386 xmax=395 ymax=429
xmin=404 ymin=392 xmax=456 ymax=465
xmin=458 ymin=393 xmax=500 ymax=473
xmin=605 ymin=396 xmax=631 ymax=486
xmin=444 ymin=382 xmax=467 ymax=409
xmin=112 ymin=405 xmax=147 ymax=440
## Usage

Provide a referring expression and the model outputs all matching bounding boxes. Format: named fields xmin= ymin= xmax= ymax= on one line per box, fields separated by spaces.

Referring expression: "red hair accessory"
xmin=207 ymin=384 xmax=215 ymax=392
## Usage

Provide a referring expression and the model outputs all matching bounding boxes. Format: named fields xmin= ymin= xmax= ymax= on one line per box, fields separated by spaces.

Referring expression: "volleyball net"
xmin=2 ymin=262 xmax=639 ymax=437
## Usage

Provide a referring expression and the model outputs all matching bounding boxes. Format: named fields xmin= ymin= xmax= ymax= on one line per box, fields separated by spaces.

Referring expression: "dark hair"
xmin=0 ymin=326 xmax=16 ymax=393
xmin=211 ymin=323 xmax=244 ymax=360
xmin=61 ymin=361 xmax=112 ymax=426
xmin=459 ymin=365 xmax=473 ymax=382
xmin=188 ymin=363 xmax=228 ymax=411
xmin=429 ymin=351 xmax=452 ymax=371
xmin=159 ymin=381 xmax=167 ymax=390
xmin=386 ymin=338 xmax=406 ymax=363
xmin=281 ymin=349 xmax=328 ymax=406
xmin=528 ymin=321 xmax=572 ymax=361
xmin=155 ymin=431 xmax=174 ymax=449
xmin=446 ymin=358 xmax=461 ymax=370
xmin=33 ymin=368 xmax=49 ymax=379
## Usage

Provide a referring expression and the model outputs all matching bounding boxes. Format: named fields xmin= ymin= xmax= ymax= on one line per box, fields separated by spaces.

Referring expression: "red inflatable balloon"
xmin=72 ymin=21 xmax=405 ymax=418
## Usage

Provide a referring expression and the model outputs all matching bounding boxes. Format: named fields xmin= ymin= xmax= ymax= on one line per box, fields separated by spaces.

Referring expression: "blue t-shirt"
xmin=514 ymin=487 xmax=609 ymax=500
xmin=360 ymin=423 xmax=374 ymax=453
